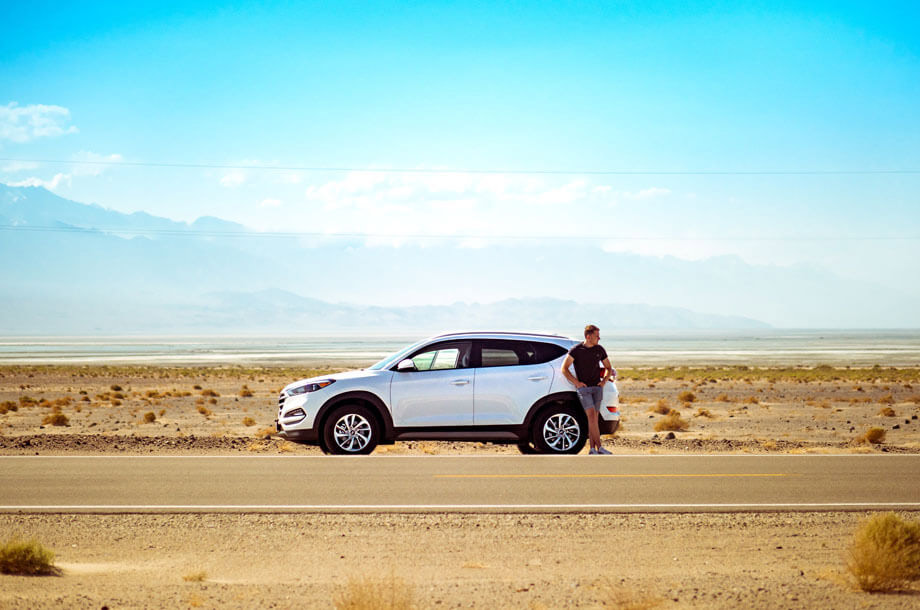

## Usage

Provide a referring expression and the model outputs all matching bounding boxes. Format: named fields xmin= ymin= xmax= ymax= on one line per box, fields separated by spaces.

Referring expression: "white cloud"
xmin=622 ymin=187 xmax=671 ymax=200
xmin=0 ymin=102 xmax=78 ymax=142
xmin=259 ymin=198 xmax=282 ymax=208
xmin=220 ymin=169 xmax=247 ymax=187
xmin=7 ymin=173 xmax=72 ymax=189
xmin=3 ymin=151 xmax=122 ymax=191
xmin=1 ymin=160 xmax=40 ymax=173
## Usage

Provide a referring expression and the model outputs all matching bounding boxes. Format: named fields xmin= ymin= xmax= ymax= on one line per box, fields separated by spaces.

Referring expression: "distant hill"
xmin=2 ymin=182 xmax=915 ymax=332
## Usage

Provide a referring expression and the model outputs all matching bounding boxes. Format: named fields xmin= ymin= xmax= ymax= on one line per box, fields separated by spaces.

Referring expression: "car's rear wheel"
xmin=532 ymin=405 xmax=586 ymax=454
xmin=322 ymin=405 xmax=380 ymax=455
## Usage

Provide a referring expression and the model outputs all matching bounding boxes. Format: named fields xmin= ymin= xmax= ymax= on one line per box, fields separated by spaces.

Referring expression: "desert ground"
xmin=2 ymin=365 xmax=919 ymax=608
xmin=1 ymin=364 xmax=918 ymax=455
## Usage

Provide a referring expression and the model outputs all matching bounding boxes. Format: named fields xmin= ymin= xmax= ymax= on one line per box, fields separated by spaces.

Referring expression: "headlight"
xmin=287 ymin=379 xmax=335 ymax=396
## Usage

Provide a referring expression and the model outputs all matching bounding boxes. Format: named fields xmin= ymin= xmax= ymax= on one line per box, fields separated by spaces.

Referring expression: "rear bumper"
xmin=599 ymin=418 xmax=619 ymax=435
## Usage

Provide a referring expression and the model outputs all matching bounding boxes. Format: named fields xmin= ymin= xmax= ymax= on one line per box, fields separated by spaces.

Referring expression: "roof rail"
xmin=433 ymin=331 xmax=570 ymax=340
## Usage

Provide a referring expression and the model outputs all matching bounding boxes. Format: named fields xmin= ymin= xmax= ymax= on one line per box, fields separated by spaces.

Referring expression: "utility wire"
xmin=1 ymin=224 xmax=918 ymax=242
xmin=2 ymin=158 xmax=919 ymax=176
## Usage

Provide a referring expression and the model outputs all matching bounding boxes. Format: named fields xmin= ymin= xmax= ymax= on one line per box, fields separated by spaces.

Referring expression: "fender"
xmin=315 ymin=390 xmax=395 ymax=441
xmin=522 ymin=391 xmax=583 ymax=430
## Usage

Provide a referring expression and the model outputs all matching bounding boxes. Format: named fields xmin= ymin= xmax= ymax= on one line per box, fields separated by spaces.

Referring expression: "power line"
xmin=1 ymin=224 xmax=918 ymax=242
xmin=2 ymin=158 xmax=919 ymax=176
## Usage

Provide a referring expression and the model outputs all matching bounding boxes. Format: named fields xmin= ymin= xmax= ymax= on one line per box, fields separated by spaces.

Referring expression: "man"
xmin=560 ymin=324 xmax=615 ymax=455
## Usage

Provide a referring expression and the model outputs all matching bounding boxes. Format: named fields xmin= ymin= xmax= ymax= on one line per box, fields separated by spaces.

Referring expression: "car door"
xmin=472 ymin=339 xmax=557 ymax=425
xmin=389 ymin=340 xmax=474 ymax=426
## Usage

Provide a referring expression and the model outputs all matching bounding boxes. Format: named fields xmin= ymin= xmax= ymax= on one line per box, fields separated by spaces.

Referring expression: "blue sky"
xmin=1 ymin=1 xmax=919 ymax=295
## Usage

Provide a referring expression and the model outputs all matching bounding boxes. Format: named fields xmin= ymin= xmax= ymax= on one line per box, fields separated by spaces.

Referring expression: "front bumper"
xmin=275 ymin=419 xmax=319 ymax=443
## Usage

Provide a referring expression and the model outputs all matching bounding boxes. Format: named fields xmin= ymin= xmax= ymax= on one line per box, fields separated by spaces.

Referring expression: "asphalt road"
xmin=2 ymin=455 xmax=919 ymax=513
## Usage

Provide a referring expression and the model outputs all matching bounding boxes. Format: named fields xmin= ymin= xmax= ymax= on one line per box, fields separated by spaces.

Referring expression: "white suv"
xmin=276 ymin=332 xmax=619 ymax=454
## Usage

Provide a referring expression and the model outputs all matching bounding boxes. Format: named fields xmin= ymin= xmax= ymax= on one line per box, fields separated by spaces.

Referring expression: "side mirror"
xmin=396 ymin=358 xmax=417 ymax=372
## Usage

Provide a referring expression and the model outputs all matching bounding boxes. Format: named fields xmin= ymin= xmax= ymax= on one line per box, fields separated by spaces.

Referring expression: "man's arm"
xmin=560 ymin=355 xmax=585 ymax=388
xmin=599 ymin=357 xmax=615 ymax=385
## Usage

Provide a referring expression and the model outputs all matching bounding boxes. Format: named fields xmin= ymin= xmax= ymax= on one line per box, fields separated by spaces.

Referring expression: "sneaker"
xmin=597 ymin=447 xmax=612 ymax=455
xmin=588 ymin=448 xmax=598 ymax=455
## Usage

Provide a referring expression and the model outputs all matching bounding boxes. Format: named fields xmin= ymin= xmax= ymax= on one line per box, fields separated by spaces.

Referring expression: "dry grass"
xmin=742 ymin=396 xmax=760 ymax=405
xmin=239 ymin=385 xmax=254 ymax=398
xmin=196 ymin=406 xmax=212 ymax=417
xmin=653 ymin=411 xmax=689 ymax=432
xmin=183 ymin=570 xmax=208 ymax=582
xmin=857 ymin=427 xmax=887 ymax=444
xmin=0 ymin=537 xmax=58 ymax=575
xmin=0 ymin=400 xmax=19 ymax=414
xmin=599 ymin=583 xmax=664 ymax=610
xmin=255 ymin=426 xmax=275 ymax=438
xmin=242 ymin=416 xmax=256 ymax=426
xmin=649 ymin=399 xmax=671 ymax=415
xmin=846 ymin=512 xmax=920 ymax=592
xmin=878 ymin=394 xmax=895 ymax=404
xmin=877 ymin=407 xmax=896 ymax=417
xmin=694 ymin=408 xmax=714 ymax=418
xmin=677 ymin=390 xmax=696 ymax=403
xmin=143 ymin=411 xmax=157 ymax=423
xmin=333 ymin=575 xmax=414 ymax=610
xmin=41 ymin=409 xmax=69 ymax=426
xmin=714 ymin=393 xmax=732 ymax=402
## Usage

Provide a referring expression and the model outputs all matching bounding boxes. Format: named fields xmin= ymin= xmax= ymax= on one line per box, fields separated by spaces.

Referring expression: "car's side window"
xmin=405 ymin=341 xmax=471 ymax=371
xmin=477 ymin=339 xmax=567 ymax=368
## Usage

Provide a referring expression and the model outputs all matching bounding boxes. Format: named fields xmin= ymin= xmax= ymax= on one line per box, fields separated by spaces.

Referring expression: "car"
xmin=276 ymin=331 xmax=619 ymax=454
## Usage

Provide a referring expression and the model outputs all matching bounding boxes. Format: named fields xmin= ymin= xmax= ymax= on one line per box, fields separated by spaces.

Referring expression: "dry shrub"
xmin=19 ymin=396 xmax=37 ymax=407
xmin=0 ymin=401 xmax=18 ymax=414
xmin=196 ymin=406 xmax=212 ymax=417
xmin=600 ymin=584 xmax=663 ymax=610
xmin=193 ymin=384 xmax=202 ymax=390
xmin=677 ymin=390 xmax=696 ymax=403
xmin=714 ymin=393 xmax=732 ymax=402
xmin=200 ymin=389 xmax=219 ymax=397
xmin=846 ymin=512 xmax=920 ymax=592
xmin=877 ymin=407 xmax=896 ymax=417
xmin=649 ymin=399 xmax=671 ymax=415
xmin=145 ymin=390 xmax=160 ymax=398
xmin=239 ymin=386 xmax=254 ymax=398
xmin=242 ymin=416 xmax=256 ymax=427
xmin=183 ymin=570 xmax=207 ymax=582
xmin=333 ymin=575 xmax=414 ymax=610
xmin=110 ymin=384 xmax=123 ymax=391
xmin=158 ymin=408 xmax=166 ymax=416
xmin=0 ymin=537 xmax=58 ymax=575
xmin=143 ymin=411 xmax=156 ymax=423
xmin=208 ymin=397 xmax=217 ymax=405
xmin=255 ymin=426 xmax=275 ymax=438
xmin=743 ymin=396 xmax=759 ymax=404
xmin=653 ymin=412 xmax=689 ymax=432
xmin=858 ymin=427 xmax=886 ymax=444
xmin=878 ymin=394 xmax=895 ymax=405
xmin=41 ymin=410 xmax=69 ymax=426
xmin=694 ymin=408 xmax=714 ymax=418
xmin=909 ymin=394 xmax=920 ymax=404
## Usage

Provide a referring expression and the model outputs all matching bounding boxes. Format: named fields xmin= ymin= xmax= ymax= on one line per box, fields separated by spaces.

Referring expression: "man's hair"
xmin=584 ymin=324 xmax=599 ymax=338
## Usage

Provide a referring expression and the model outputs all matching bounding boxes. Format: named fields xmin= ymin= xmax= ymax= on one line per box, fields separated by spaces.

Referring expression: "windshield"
xmin=366 ymin=337 xmax=430 ymax=370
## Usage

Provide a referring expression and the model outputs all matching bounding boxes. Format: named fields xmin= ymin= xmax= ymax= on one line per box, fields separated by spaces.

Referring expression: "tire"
xmin=516 ymin=441 xmax=539 ymax=454
xmin=532 ymin=404 xmax=586 ymax=454
xmin=322 ymin=405 xmax=380 ymax=455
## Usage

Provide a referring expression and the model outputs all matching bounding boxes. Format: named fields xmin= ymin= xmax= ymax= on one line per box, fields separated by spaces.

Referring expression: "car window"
xmin=405 ymin=341 xmax=471 ymax=371
xmin=482 ymin=346 xmax=521 ymax=367
xmin=478 ymin=339 xmax=567 ymax=367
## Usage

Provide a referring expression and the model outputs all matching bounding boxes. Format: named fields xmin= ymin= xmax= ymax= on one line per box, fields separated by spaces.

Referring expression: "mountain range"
xmin=1 ymin=183 xmax=915 ymax=333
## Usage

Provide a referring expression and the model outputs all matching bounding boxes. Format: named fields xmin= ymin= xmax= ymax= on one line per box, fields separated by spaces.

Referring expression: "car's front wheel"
xmin=322 ymin=405 xmax=380 ymax=455
xmin=532 ymin=405 xmax=586 ymax=454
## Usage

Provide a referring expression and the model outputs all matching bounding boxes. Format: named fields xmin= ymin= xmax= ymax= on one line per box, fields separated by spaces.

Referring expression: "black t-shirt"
xmin=567 ymin=343 xmax=608 ymax=386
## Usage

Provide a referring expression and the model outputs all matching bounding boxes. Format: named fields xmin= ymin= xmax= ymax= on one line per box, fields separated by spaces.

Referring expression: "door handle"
xmin=527 ymin=376 xmax=548 ymax=381
xmin=450 ymin=379 xmax=470 ymax=385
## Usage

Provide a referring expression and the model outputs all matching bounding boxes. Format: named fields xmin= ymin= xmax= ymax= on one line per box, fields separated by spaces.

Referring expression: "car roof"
xmin=426 ymin=331 xmax=577 ymax=347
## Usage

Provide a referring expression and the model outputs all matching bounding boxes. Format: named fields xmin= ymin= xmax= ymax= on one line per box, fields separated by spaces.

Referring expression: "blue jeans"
xmin=576 ymin=385 xmax=603 ymax=411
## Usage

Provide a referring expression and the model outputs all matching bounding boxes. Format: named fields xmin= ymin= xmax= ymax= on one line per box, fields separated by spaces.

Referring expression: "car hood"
xmin=282 ymin=368 xmax=385 ymax=393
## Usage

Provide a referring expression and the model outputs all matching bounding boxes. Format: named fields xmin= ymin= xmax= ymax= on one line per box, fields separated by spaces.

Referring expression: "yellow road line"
xmin=434 ymin=473 xmax=791 ymax=479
